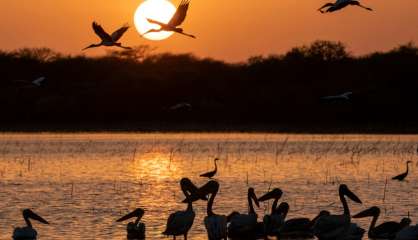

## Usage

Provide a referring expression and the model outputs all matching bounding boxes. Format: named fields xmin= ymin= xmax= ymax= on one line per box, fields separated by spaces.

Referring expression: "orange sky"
xmin=1 ymin=0 xmax=418 ymax=62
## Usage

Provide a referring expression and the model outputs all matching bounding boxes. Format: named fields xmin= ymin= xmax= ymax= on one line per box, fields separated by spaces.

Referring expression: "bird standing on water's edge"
xmin=116 ymin=208 xmax=146 ymax=240
xmin=392 ymin=161 xmax=412 ymax=181
xmin=13 ymin=209 xmax=49 ymax=240
xmin=200 ymin=158 xmax=219 ymax=179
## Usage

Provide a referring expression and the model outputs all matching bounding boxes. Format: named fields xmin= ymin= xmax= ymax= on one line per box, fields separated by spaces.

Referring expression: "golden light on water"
xmin=134 ymin=0 xmax=176 ymax=41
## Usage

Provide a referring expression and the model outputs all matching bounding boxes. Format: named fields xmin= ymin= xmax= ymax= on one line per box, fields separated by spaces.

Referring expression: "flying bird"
xmin=116 ymin=208 xmax=146 ymax=240
xmin=200 ymin=158 xmax=219 ymax=179
xmin=318 ymin=0 xmax=373 ymax=13
xmin=144 ymin=0 xmax=196 ymax=39
xmin=13 ymin=209 xmax=49 ymax=240
xmin=321 ymin=91 xmax=353 ymax=101
xmin=392 ymin=161 xmax=412 ymax=181
xmin=32 ymin=77 xmax=46 ymax=87
xmin=83 ymin=22 xmax=132 ymax=50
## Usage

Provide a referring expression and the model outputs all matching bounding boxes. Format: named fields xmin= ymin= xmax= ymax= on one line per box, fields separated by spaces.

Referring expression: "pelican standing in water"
xmin=227 ymin=188 xmax=260 ymax=240
xmin=318 ymin=0 xmax=373 ymax=13
xmin=144 ymin=0 xmax=196 ymax=39
xmin=257 ymin=188 xmax=284 ymax=237
xmin=200 ymin=158 xmax=219 ymax=179
xmin=392 ymin=161 xmax=412 ymax=181
xmin=313 ymin=184 xmax=364 ymax=239
xmin=353 ymin=206 xmax=411 ymax=239
xmin=13 ymin=209 xmax=49 ymax=240
xmin=83 ymin=22 xmax=131 ymax=50
xmin=163 ymin=178 xmax=201 ymax=240
xmin=199 ymin=180 xmax=227 ymax=240
xmin=116 ymin=208 xmax=146 ymax=240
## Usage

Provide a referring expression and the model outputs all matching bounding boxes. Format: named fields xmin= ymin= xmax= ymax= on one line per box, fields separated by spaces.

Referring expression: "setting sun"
xmin=134 ymin=0 xmax=176 ymax=41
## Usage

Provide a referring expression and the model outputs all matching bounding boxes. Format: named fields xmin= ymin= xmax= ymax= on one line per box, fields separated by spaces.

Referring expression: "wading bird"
xmin=396 ymin=224 xmax=418 ymax=240
xmin=313 ymin=184 xmax=364 ymax=239
xmin=200 ymin=181 xmax=227 ymax=240
xmin=353 ymin=206 xmax=411 ymax=239
xmin=321 ymin=91 xmax=353 ymax=101
xmin=83 ymin=22 xmax=131 ymax=50
xmin=144 ymin=0 xmax=196 ymax=39
xmin=227 ymin=188 xmax=260 ymax=239
xmin=257 ymin=188 xmax=285 ymax=237
xmin=13 ymin=209 xmax=49 ymax=240
xmin=116 ymin=208 xmax=146 ymax=240
xmin=318 ymin=0 xmax=373 ymax=13
xmin=392 ymin=161 xmax=412 ymax=182
xmin=163 ymin=178 xmax=201 ymax=240
xmin=200 ymin=158 xmax=219 ymax=179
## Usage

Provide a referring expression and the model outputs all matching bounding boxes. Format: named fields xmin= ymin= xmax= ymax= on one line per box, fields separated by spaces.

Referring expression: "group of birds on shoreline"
xmin=82 ymin=0 xmax=373 ymax=51
xmin=12 ymin=159 xmax=416 ymax=240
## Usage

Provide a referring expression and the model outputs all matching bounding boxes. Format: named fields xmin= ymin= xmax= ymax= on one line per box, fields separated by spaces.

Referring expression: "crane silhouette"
xmin=318 ymin=0 xmax=373 ymax=13
xmin=144 ymin=0 xmax=196 ymax=39
xmin=83 ymin=22 xmax=131 ymax=50
xmin=392 ymin=161 xmax=412 ymax=181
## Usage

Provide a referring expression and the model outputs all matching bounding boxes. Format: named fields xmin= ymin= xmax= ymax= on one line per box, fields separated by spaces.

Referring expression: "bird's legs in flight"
xmin=318 ymin=3 xmax=334 ymax=13
xmin=176 ymin=31 xmax=196 ymax=39
xmin=356 ymin=4 xmax=373 ymax=11
xmin=142 ymin=28 xmax=162 ymax=36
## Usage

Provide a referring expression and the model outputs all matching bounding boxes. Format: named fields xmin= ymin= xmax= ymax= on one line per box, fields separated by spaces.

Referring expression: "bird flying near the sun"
xmin=318 ymin=0 xmax=373 ymax=13
xmin=143 ymin=0 xmax=196 ymax=39
xmin=83 ymin=22 xmax=132 ymax=50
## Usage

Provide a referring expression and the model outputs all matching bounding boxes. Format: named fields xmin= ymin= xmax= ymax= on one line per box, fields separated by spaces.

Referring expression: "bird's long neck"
xmin=340 ymin=191 xmax=350 ymax=215
xmin=214 ymin=160 xmax=218 ymax=172
xmin=406 ymin=162 xmax=410 ymax=174
xmin=207 ymin=190 xmax=217 ymax=217
xmin=24 ymin=216 xmax=32 ymax=228
xmin=135 ymin=216 xmax=140 ymax=226
xmin=182 ymin=185 xmax=194 ymax=212
xmin=369 ymin=213 xmax=379 ymax=234
xmin=271 ymin=198 xmax=279 ymax=215
xmin=248 ymin=193 xmax=255 ymax=214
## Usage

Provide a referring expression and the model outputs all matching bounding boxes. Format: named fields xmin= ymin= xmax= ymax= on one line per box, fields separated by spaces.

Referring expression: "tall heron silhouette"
xmin=116 ymin=208 xmax=146 ymax=240
xmin=83 ymin=22 xmax=131 ymax=50
xmin=392 ymin=161 xmax=412 ymax=181
xmin=200 ymin=158 xmax=219 ymax=179
xmin=144 ymin=0 xmax=196 ymax=39
xmin=318 ymin=0 xmax=373 ymax=13
xmin=13 ymin=209 xmax=49 ymax=240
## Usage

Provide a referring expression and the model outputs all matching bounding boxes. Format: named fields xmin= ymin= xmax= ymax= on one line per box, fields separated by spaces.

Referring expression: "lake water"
xmin=0 ymin=133 xmax=417 ymax=240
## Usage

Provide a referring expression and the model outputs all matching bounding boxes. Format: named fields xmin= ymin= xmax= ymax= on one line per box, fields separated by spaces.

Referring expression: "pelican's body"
xmin=392 ymin=161 xmax=412 ymax=181
xmin=396 ymin=224 xmax=418 ymax=240
xmin=83 ymin=22 xmax=131 ymax=50
xmin=353 ymin=206 xmax=411 ymax=239
xmin=318 ymin=0 xmax=373 ymax=13
xmin=117 ymin=208 xmax=146 ymax=240
xmin=144 ymin=0 xmax=196 ymax=39
xmin=313 ymin=184 xmax=363 ymax=240
xmin=163 ymin=178 xmax=199 ymax=240
xmin=13 ymin=209 xmax=49 ymax=240
xmin=200 ymin=181 xmax=227 ymax=240
xmin=227 ymin=188 xmax=260 ymax=239
xmin=200 ymin=158 xmax=219 ymax=179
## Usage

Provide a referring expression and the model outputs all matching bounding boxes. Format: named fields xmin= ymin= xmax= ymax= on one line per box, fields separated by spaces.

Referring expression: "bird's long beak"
xmin=352 ymin=208 xmax=375 ymax=219
xmin=251 ymin=191 xmax=260 ymax=208
xmin=27 ymin=211 xmax=49 ymax=224
xmin=116 ymin=209 xmax=144 ymax=222
xmin=82 ymin=45 xmax=93 ymax=51
xmin=345 ymin=188 xmax=362 ymax=204
xmin=258 ymin=191 xmax=276 ymax=202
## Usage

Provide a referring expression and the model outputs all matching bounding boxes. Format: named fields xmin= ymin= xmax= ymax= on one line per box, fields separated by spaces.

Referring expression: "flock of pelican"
xmin=83 ymin=0 xmax=374 ymax=51
xmin=13 ymin=159 xmax=416 ymax=240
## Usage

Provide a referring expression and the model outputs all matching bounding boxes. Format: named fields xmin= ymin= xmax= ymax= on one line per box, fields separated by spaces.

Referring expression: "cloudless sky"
xmin=1 ymin=0 xmax=418 ymax=62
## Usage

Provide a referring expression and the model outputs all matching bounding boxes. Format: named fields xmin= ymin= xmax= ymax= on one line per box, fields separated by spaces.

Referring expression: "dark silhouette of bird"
xmin=13 ymin=209 xmax=49 ymax=240
xmin=200 ymin=158 xmax=219 ymax=179
xmin=392 ymin=161 xmax=412 ymax=181
xmin=144 ymin=0 xmax=196 ymax=39
xmin=116 ymin=208 xmax=146 ymax=240
xmin=83 ymin=22 xmax=131 ymax=50
xmin=318 ymin=0 xmax=373 ymax=13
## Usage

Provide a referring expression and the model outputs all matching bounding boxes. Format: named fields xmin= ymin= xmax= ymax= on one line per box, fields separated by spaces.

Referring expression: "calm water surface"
xmin=0 ymin=133 xmax=417 ymax=240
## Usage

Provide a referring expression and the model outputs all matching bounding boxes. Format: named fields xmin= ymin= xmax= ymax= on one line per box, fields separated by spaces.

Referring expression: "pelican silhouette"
xmin=318 ymin=0 xmax=373 ymax=13
xmin=353 ymin=206 xmax=411 ymax=239
xmin=83 ymin=22 xmax=131 ymax=50
xmin=313 ymin=184 xmax=363 ymax=239
xmin=163 ymin=178 xmax=201 ymax=240
xmin=116 ymin=208 xmax=146 ymax=240
xmin=392 ymin=161 xmax=412 ymax=181
xmin=257 ymin=188 xmax=285 ymax=237
xmin=200 ymin=158 xmax=219 ymax=179
xmin=200 ymin=181 xmax=227 ymax=240
xmin=144 ymin=0 xmax=196 ymax=39
xmin=13 ymin=209 xmax=49 ymax=240
xmin=227 ymin=188 xmax=260 ymax=239
xmin=396 ymin=224 xmax=418 ymax=240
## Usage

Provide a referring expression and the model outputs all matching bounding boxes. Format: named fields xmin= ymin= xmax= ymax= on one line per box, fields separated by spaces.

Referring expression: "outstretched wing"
xmin=168 ymin=0 xmax=191 ymax=27
xmin=92 ymin=22 xmax=112 ymax=42
xmin=335 ymin=0 xmax=351 ymax=5
xmin=111 ymin=24 xmax=129 ymax=42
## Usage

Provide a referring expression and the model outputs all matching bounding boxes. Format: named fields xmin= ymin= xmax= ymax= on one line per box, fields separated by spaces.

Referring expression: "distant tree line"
xmin=0 ymin=40 xmax=417 ymax=132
